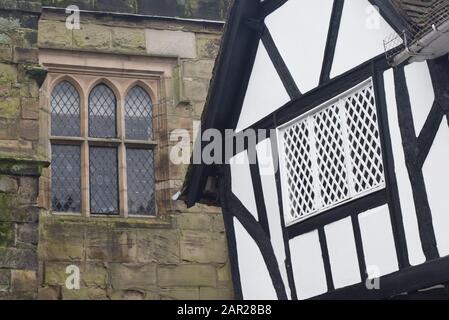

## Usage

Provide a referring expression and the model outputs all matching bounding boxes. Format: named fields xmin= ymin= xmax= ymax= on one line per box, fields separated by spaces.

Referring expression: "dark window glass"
xmin=51 ymin=81 xmax=80 ymax=136
xmin=51 ymin=145 xmax=81 ymax=213
xmin=125 ymin=86 xmax=153 ymax=140
xmin=89 ymin=147 xmax=119 ymax=215
xmin=127 ymin=149 xmax=155 ymax=216
xmin=89 ymin=84 xmax=116 ymax=138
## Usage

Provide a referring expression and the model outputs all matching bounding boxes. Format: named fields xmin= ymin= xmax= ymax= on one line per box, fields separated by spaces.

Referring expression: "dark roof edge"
xmin=182 ymin=0 xmax=262 ymax=207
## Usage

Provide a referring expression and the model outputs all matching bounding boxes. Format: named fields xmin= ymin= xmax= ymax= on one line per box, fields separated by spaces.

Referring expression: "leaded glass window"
xmin=51 ymin=145 xmax=81 ymax=213
xmin=89 ymin=84 xmax=117 ymax=138
xmin=127 ymin=149 xmax=155 ymax=216
xmin=90 ymin=147 xmax=119 ymax=215
xmin=125 ymin=86 xmax=153 ymax=140
xmin=51 ymin=81 xmax=80 ymax=136
xmin=50 ymin=76 xmax=157 ymax=218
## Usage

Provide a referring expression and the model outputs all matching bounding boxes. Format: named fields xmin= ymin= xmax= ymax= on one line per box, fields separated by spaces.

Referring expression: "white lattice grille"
xmin=279 ymin=80 xmax=385 ymax=225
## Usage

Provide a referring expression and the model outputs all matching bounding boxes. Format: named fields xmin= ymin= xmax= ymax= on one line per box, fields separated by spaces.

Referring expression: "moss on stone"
xmin=0 ymin=221 xmax=14 ymax=247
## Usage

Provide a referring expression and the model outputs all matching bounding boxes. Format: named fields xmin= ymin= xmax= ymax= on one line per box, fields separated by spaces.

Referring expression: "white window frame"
xmin=277 ymin=78 xmax=386 ymax=226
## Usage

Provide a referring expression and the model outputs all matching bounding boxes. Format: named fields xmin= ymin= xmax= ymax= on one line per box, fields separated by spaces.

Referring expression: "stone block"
xmin=160 ymin=287 xmax=200 ymax=300
xmin=0 ymin=45 xmax=12 ymax=62
xmin=180 ymin=230 xmax=228 ymax=264
xmin=136 ymin=229 xmax=180 ymax=264
xmin=111 ymin=27 xmax=145 ymax=52
xmin=0 ymin=97 xmax=20 ymax=119
xmin=0 ymin=176 xmax=18 ymax=193
xmin=0 ymin=221 xmax=14 ymax=248
xmin=158 ymin=264 xmax=216 ymax=287
xmin=38 ymin=20 xmax=72 ymax=48
xmin=17 ymin=223 xmax=38 ymax=245
xmin=86 ymin=228 xmax=137 ymax=262
xmin=0 ymin=247 xmax=37 ymax=270
xmin=175 ymin=213 xmax=213 ymax=231
xmin=145 ymin=29 xmax=196 ymax=59
xmin=200 ymin=287 xmax=233 ymax=300
xmin=73 ymin=24 xmax=110 ymax=50
xmin=61 ymin=287 xmax=108 ymax=300
xmin=196 ymin=34 xmax=222 ymax=59
xmin=21 ymin=97 xmax=39 ymax=120
xmin=0 ymin=119 xmax=19 ymax=140
xmin=0 ymin=269 xmax=10 ymax=292
xmin=13 ymin=47 xmax=39 ymax=63
xmin=40 ymin=223 xmax=84 ymax=261
xmin=183 ymin=78 xmax=209 ymax=102
xmin=182 ymin=60 xmax=214 ymax=79
xmin=19 ymin=119 xmax=39 ymax=141
xmin=11 ymin=270 xmax=37 ymax=292
xmin=38 ymin=286 xmax=60 ymax=300
xmin=0 ymin=63 xmax=17 ymax=85
xmin=109 ymin=263 xmax=157 ymax=290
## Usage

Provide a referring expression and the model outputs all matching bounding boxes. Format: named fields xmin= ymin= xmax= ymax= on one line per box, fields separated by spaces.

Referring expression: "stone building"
xmin=0 ymin=0 xmax=232 ymax=300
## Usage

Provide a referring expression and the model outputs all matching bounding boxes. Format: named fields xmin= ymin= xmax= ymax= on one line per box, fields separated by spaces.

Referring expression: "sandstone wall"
xmin=0 ymin=0 xmax=47 ymax=299
xmin=36 ymin=9 xmax=232 ymax=300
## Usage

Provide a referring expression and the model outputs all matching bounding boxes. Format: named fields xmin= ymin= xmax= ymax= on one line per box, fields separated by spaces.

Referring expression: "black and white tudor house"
xmin=182 ymin=0 xmax=449 ymax=299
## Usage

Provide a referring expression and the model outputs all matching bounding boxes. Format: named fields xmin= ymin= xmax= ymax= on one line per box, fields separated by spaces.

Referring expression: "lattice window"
xmin=50 ymin=77 xmax=157 ymax=218
xmin=278 ymin=80 xmax=385 ymax=225
xmin=51 ymin=145 xmax=81 ymax=213
xmin=89 ymin=84 xmax=117 ymax=138
xmin=125 ymin=86 xmax=153 ymax=140
xmin=127 ymin=149 xmax=155 ymax=216
xmin=51 ymin=81 xmax=80 ymax=137
xmin=89 ymin=147 xmax=119 ymax=215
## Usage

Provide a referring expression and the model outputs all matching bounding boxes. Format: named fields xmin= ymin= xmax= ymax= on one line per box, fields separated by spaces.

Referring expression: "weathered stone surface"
xmin=20 ymin=97 xmax=39 ymax=120
xmin=86 ymin=228 xmax=137 ymax=262
xmin=40 ymin=224 xmax=84 ymax=261
xmin=61 ymin=287 xmax=108 ymax=300
xmin=175 ymin=213 xmax=212 ymax=231
xmin=0 ymin=269 xmax=10 ymax=292
xmin=0 ymin=221 xmax=15 ymax=248
xmin=145 ymin=29 xmax=196 ymax=59
xmin=136 ymin=229 xmax=180 ymax=264
xmin=109 ymin=263 xmax=157 ymax=290
xmin=160 ymin=287 xmax=200 ymax=300
xmin=37 ymin=20 xmax=72 ymax=48
xmin=197 ymin=34 xmax=222 ymax=59
xmin=183 ymin=78 xmax=209 ymax=102
xmin=158 ymin=264 xmax=216 ymax=287
xmin=200 ymin=287 xmax=233 ymax=300
xmin=0 ymin=45 xmax=12 ymax=62
xmin=37 ymin=286 xmax=59 ymax=300
xmin=19 ymin=120 xmax=38 ymax=141
xmin=0 ymin=97 xmax=20 ymax=119
xmin=111 ymin=27 xmax=145 ymax=52
xmin=108 ymin=289 xmax=157 ymax=300
xmin=180 ymin=231 xmax=228 ymax=264
xmin=73 ymin=24 xmax=110 ymax=50
xmin=17 ymin=223 xmax=38 ymax=244
xmin=11 ymin=270 xmax=37 ymax=292
xmin=13 ymin=47 xmax=39 ymax=63
xmin=0 ymin=248 xmax=37 ymax=269
xmin=0 ymin=176 xmax=18 ymax=193
xmin=183 ymin=60 xmax=214 ymax=79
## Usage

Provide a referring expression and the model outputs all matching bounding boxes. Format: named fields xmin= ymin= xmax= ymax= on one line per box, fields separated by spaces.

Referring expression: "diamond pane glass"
xmin=51 ymin=145 xmax=81 ymax=213
xmin=89 ymin=84 xmax=116 ymax=138
xmin=125 ymin=86 xmax=153 ymax=140
xmin=280 ymin=81 xmax=385 ymax=225
xmin=126 ymin=149 xmax=155 ymax=216
xmin=51 ymin=81 xmax=80 ymax=136
xmin=90 ymin=147 xmax=119 ymax=215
